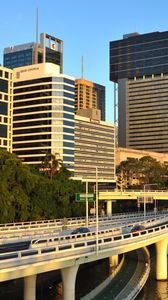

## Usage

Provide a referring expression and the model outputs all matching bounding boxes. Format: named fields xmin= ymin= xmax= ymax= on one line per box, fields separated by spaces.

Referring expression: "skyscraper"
xmin=0 ymin=66 xmax=13 ymax=152
xmin=4 ymin=33 xmax=63 ymax=72
xmin=110 ymin=31 xmax=168 ymax=152
xmin=13 ymin=63 xmax=74 ymax=173
xmin=75 ymin=79 xmax=105 ymax=121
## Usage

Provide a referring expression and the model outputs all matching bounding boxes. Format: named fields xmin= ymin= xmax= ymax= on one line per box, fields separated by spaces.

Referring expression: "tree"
xmin=29 ymin=176 xmax=55 ymax=220
xmin=0 ymin=150 xmax=86 ymax=222
xmin=116 ymin=156 xmax=167 ymax=189
xmin=116 ymin=158 xmax=141 ymax=189
xmin=139 ymin=156 xmax=167 ymax=187
xmin=0 ymin=150 xmax=36 ymax=222
xmin=41 ymin=153 xmax=63 ymax=180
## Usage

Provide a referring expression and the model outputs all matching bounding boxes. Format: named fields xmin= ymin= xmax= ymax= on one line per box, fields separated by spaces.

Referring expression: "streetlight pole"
xmin=86 ymin=181 xmax=88 ymax=227
xmin=96 ymin=167 xmax=99 ymax=256
xmin=154 ymin=198 xmax=157 ymax=219
xmin=144 ymin=183 xmax=157 ymax=220
xmin=144 ymin=184 xmax=147 ymax=220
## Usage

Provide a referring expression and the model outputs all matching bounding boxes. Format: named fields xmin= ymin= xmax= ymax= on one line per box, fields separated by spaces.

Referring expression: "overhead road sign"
xmin=137 ymin=196 xmax=153 ymax=204
xmin=75 ymin=193 xmax=96 ymax=202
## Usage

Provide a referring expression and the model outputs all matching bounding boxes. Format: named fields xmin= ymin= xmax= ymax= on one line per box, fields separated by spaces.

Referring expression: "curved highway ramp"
xmin=84 ymin=247 xmax=150 ymax=300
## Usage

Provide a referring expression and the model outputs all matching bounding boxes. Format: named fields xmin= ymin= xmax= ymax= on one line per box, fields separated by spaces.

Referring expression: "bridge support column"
xmin=107 ymin=201 xmax=112 ymax=217
xmin=109 ymin=255 xmax=118 ymax=267
xmin=24 ymin=274 xmax=36 ymax=300
xmin=156 ymin=239 xmax=167 ymax=280
xmin=61 ymin=265 xmax=79 ymax=300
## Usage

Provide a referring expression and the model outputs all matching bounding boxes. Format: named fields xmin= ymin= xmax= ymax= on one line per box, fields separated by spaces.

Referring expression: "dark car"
xmin=131 ymin=225 xmax=146 ymax=233
xmin=71 ymin=227 xmax=90 ymax=234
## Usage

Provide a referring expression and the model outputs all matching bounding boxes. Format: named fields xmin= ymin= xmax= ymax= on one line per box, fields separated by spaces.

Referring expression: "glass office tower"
xmin=110 ymin=31 xmax=168 ymax=82
xmin=4 ymin=33 xmax=63 ymax=72
xmin=110 ymin=31 xmax=168 ymax=152
xmin=0 ymin=66 xmax=13 ymax=152
xmin=75 ymin=79 xmax=105 ymax=121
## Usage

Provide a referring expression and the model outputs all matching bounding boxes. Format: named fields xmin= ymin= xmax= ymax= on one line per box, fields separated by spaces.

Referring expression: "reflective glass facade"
xmin=0 ymin=66 xmax=13 ymax=152
xmin=4 ymin=33 xmax=63 ymax=71
xmin=4 ymin=47 xmax=62 ymax=70
xmin=4 ymin=49 xmax=33 ymax=69
xmin=75 ymin=79 xmax=105 ymax=121
xmin=110 ymin=31 xmax=168 ymax=82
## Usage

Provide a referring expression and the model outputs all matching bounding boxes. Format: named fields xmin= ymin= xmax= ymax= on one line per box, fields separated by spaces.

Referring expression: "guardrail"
xmin=28 ymin=213 xmax=168 ymax=249
xmin=114 ymin=247 xmax=150 ymax=300
xmin=0 ymin=219 xmax=167 ymax=271
xmin=0 ymin=212 xmax=136 ymax=228
xmin=81 ymin=255 xmax=125 ymax=300
xmin=0 ymin=211 xmax=166 ymax=235
xmin=130 ymin=247 xmax=150 ymax=300
xmin=113 ymin=189 xmax=168 ymax=194
xmin=0 ymin=214 xmax=142 ymax=238
xmin=0 ymin=212 xmax=167 ymax=247
xmin=0 ymin=212 xmax=143 ymax=230
xmin=0 ymin=210 xmax=167 ymax=231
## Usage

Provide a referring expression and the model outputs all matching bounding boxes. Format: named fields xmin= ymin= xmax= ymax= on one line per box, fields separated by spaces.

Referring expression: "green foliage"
xmin=139 ymin=156 xmax=167 ymax=186
xmin=41 ymin=153 xmax=63 ymax=179
xmin=116 ymin=155 xmax=168 ymax=189
xmin=116 ymin=157 xmax=141 ymax=190
xmin=0 ymin=150 xmax=84 ymax=223
xmin=0 ymin=150 xmax=37 ymax=222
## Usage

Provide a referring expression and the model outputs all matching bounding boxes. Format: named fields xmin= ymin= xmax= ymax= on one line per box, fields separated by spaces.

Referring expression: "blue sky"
xmin=1 ymin=0 xmax=168 ymax=121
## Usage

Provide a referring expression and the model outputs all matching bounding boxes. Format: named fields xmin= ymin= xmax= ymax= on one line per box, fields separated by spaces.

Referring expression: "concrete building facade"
xmin=116 ymin=147 xmax=168 ymax=166
xmin=125 ymin=74 xmax=168 ymax=152
xmin=74 ymin=109 xmax=115 ymax=184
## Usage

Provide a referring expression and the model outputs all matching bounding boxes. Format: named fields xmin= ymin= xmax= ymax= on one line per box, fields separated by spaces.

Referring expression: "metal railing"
xmin=28 ymin=213 xmax=168 ymax=249
xmin=0 ymin=212 xmax=167 ymax=246
xmin=0 ymin=218 xmax=167 ymax=271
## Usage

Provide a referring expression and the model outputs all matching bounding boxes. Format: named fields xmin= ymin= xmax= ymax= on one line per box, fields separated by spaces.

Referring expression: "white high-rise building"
xmin=13 ymin=63 xmax=74 ymax=173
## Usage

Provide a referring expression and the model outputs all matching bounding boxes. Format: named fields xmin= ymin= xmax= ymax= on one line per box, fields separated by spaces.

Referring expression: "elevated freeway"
xmin=0 ymin=211 xmax=167 ymax=247
xmin=99 ymin=189 xmax=168 ymax=216
xmin=0 ymin=214 xmax=168 ymax=300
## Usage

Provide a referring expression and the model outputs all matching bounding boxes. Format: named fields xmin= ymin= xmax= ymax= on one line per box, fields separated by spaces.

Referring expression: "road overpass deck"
xmin=99 ymin=190 xmax=168 ymax=200
xmin=1 ymin=212 xmax=168 ymax=248
xmin=0 ymin=215 xmax=167 ymax=282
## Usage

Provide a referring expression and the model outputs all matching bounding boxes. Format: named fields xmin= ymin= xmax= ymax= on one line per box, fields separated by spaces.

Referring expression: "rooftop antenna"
xmin=35 ymin=8 xmax=38 ymax=64
xmin=82 ymin=54 xmax=84 ymax=79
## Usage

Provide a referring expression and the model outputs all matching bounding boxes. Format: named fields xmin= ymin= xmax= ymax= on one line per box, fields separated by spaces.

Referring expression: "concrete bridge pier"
xmin=156 ymin=239 xmax=168 ymax=280
xmin=24 ymin=274 xmax=37 ymax=300
xmin=109 ymin=255 xmax=118 ymax=267
xmin=107 ymin=200 xmax=112 ymax=216
xmin=61 ymin=265 xmax=79 ymax=300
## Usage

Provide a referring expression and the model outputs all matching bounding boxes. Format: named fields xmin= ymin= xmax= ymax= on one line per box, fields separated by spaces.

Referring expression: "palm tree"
xmin=41 ymin=153 xmax=63 ymax=180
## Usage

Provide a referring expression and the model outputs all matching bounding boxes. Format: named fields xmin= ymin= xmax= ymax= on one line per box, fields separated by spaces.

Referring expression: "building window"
xmin=5 ymin=72 xmax=8 ymax=79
